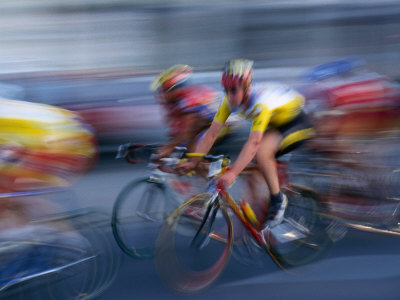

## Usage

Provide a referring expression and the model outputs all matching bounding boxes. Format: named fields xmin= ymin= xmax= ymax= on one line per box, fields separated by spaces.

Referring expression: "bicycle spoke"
xmin=112 ymin=178 xmax=173 ymax=258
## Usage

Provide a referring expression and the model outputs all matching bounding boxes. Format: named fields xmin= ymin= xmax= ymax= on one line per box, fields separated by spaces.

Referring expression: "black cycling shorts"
xmin=273 ymin=112 xmax=315 ymax=158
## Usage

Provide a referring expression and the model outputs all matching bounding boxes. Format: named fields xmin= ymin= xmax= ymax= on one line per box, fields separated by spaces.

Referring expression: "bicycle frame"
xmin=154 ymin=153 xmax=336 ymax=294
xmin=189 ymin=159 xmax=286 ymax=268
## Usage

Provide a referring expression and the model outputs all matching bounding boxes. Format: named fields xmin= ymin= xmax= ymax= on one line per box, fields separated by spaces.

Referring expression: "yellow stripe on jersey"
xmin=269 ymin=95 xmax=305 ymax=127
xmin=250 ymin=103 xmax=271 ymax=132
xmin=280 ymin=128 xmax=315 ymax=152
xmin=213 ymin=96 xmax=231 ymax=124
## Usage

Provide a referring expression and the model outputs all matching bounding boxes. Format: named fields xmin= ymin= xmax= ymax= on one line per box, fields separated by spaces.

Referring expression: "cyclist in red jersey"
xmin=151 ymin=64 xmax=222 ymax=158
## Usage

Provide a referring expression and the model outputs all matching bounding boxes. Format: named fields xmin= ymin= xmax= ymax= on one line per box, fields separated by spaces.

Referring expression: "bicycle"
xmin=290 ymin=144 xmax=400 ymax=233
xmin=1 ymin=206 xmax=122 ymax=300
xmin=154 ymin=152 xmax=333 ymax=294
xmin=111 ymin=143 xmax=207 ymax=259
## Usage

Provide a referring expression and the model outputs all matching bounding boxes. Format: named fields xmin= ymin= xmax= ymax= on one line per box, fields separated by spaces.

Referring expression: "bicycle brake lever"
xmin=115 ymin=144 xmax=129 ymax=159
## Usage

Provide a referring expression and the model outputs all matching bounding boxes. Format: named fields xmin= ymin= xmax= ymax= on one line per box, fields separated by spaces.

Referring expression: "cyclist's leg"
xmin=256 ymin=112 xmax=314 ymax=227
xmin=255 ymin=130 xmax=288 ymax=227
xmin=256 ymin=130 xmax=282 ymax=195
xmin=240 ymin=129 xmax=283 ymax=228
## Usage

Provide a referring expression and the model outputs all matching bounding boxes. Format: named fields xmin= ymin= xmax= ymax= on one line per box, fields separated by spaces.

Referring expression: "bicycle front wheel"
xmin=111 ymin=178 xmax=174 ymax=259
xmin=155 ymin=193 xmax=233 ymax=294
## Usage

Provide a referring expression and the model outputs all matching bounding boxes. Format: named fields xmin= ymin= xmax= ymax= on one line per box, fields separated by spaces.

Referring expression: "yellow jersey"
xmin=214 ymin=83 xmax=305 ymax=132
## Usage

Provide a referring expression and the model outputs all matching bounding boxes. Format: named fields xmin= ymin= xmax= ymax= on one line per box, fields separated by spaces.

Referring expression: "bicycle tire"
xmin=1 ymin=222 xmax=96 ymax=300
xmin=155 ymin=193 xmax=233 ymax=294
xmin=2 ymin=209 xmax=123 ymax=300
xmin=111 ymin=177 xmax=175 ymax=259
xmin=265 ymin=189 xmax=332 ymax=268
xmin=46 ymin=210 xmax=123 ymax=300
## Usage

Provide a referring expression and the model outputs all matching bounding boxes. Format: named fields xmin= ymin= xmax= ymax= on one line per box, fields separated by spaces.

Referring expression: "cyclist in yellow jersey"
xmin=178 ymin=59 xmax=314 ymax=228
xmin=0 ymin=98 xmax=97 ymax=193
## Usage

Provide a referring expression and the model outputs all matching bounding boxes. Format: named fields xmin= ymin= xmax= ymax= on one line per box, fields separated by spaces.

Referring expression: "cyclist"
xmin=150 ymin=64 xmax=228 ymax=159
xmin=0 ymin=98 xmax=97 ymax=192
xmin=178 ymin=59 xmax=314 ymax=228
xmin=0 ymin=97 xmax=97 ymax=231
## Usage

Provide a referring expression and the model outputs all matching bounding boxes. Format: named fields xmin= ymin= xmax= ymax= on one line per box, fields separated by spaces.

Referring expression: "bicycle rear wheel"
xmin=265 ymin=189 xmax=332 ymax=268
xmin=111 ymin=178 xmax=174 ymax=259
xmin=155 ymin=193 xmax=233 ymax=294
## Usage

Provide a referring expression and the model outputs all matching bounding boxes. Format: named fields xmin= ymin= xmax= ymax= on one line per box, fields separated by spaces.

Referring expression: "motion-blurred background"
xmin=0 ymin=0 xmax=399 ymax=149
xmin=1 ymin=1 xmax=400 ymax=299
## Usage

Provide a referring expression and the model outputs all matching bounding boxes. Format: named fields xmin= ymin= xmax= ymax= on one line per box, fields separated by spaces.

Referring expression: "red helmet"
xmin=221 ymin=59 xmax=254 ymax=89
xmin=151 ymin=64 xmax=193 ymax=93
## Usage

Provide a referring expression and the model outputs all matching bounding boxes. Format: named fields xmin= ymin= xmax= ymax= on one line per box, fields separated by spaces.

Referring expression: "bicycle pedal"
xmin=266 ymin=221 xmax=307 ymax=244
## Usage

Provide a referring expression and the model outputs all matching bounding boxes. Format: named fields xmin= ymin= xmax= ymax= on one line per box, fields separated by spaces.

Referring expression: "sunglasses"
xmin=224 ymin=86 xmax=239 ymax=94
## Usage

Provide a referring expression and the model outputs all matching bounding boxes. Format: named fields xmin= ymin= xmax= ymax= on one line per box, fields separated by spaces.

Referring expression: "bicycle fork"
xmin=190 ymin=193 xmax=220 ymax=250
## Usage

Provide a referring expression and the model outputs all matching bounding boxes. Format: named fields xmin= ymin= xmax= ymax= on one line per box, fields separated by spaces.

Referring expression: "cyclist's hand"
xmin=176 ymin=161 xmax=196 ymax=176
xmin=218 ymin=170 xmax=237 ymax=188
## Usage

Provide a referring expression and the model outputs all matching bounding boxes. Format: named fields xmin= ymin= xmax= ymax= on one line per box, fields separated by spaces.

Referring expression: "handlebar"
xmin=115 ymin=143 xmax=158 ymax=164
xmin=186 ymin=152 xmax=230 ymax=164
xmin=185 ymin=152 xmax=231 ymax=179
xmin=116 ymin=143 xmax=230 ymax=164
xmin=116 ymin=143 xmax=231 ymax=178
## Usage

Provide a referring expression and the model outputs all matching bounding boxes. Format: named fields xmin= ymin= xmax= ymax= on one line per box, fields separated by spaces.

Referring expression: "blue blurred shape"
xmin=303 ymin=57 xmax=365 ymax=82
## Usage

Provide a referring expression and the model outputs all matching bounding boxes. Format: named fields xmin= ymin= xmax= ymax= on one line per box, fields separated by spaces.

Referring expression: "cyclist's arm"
xmin=158 ymin=113 xmax=203 ymax=157
xmin=229 ymin=130 xmax=263 ymax=176
xmin=194 ymin=120 xmax=225 ymax=156
xmin=229 ymin=104 xmax=271 ymax=176
xmin=190 ymin=97 xmax=231 ymax=163
xmin=176 ymin=119 xmax=224 ymax=174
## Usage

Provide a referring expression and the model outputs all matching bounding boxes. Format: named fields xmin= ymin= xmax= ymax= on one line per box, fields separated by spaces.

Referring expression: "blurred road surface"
xmin=57 ymin=155 xmax=400 ymax=300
